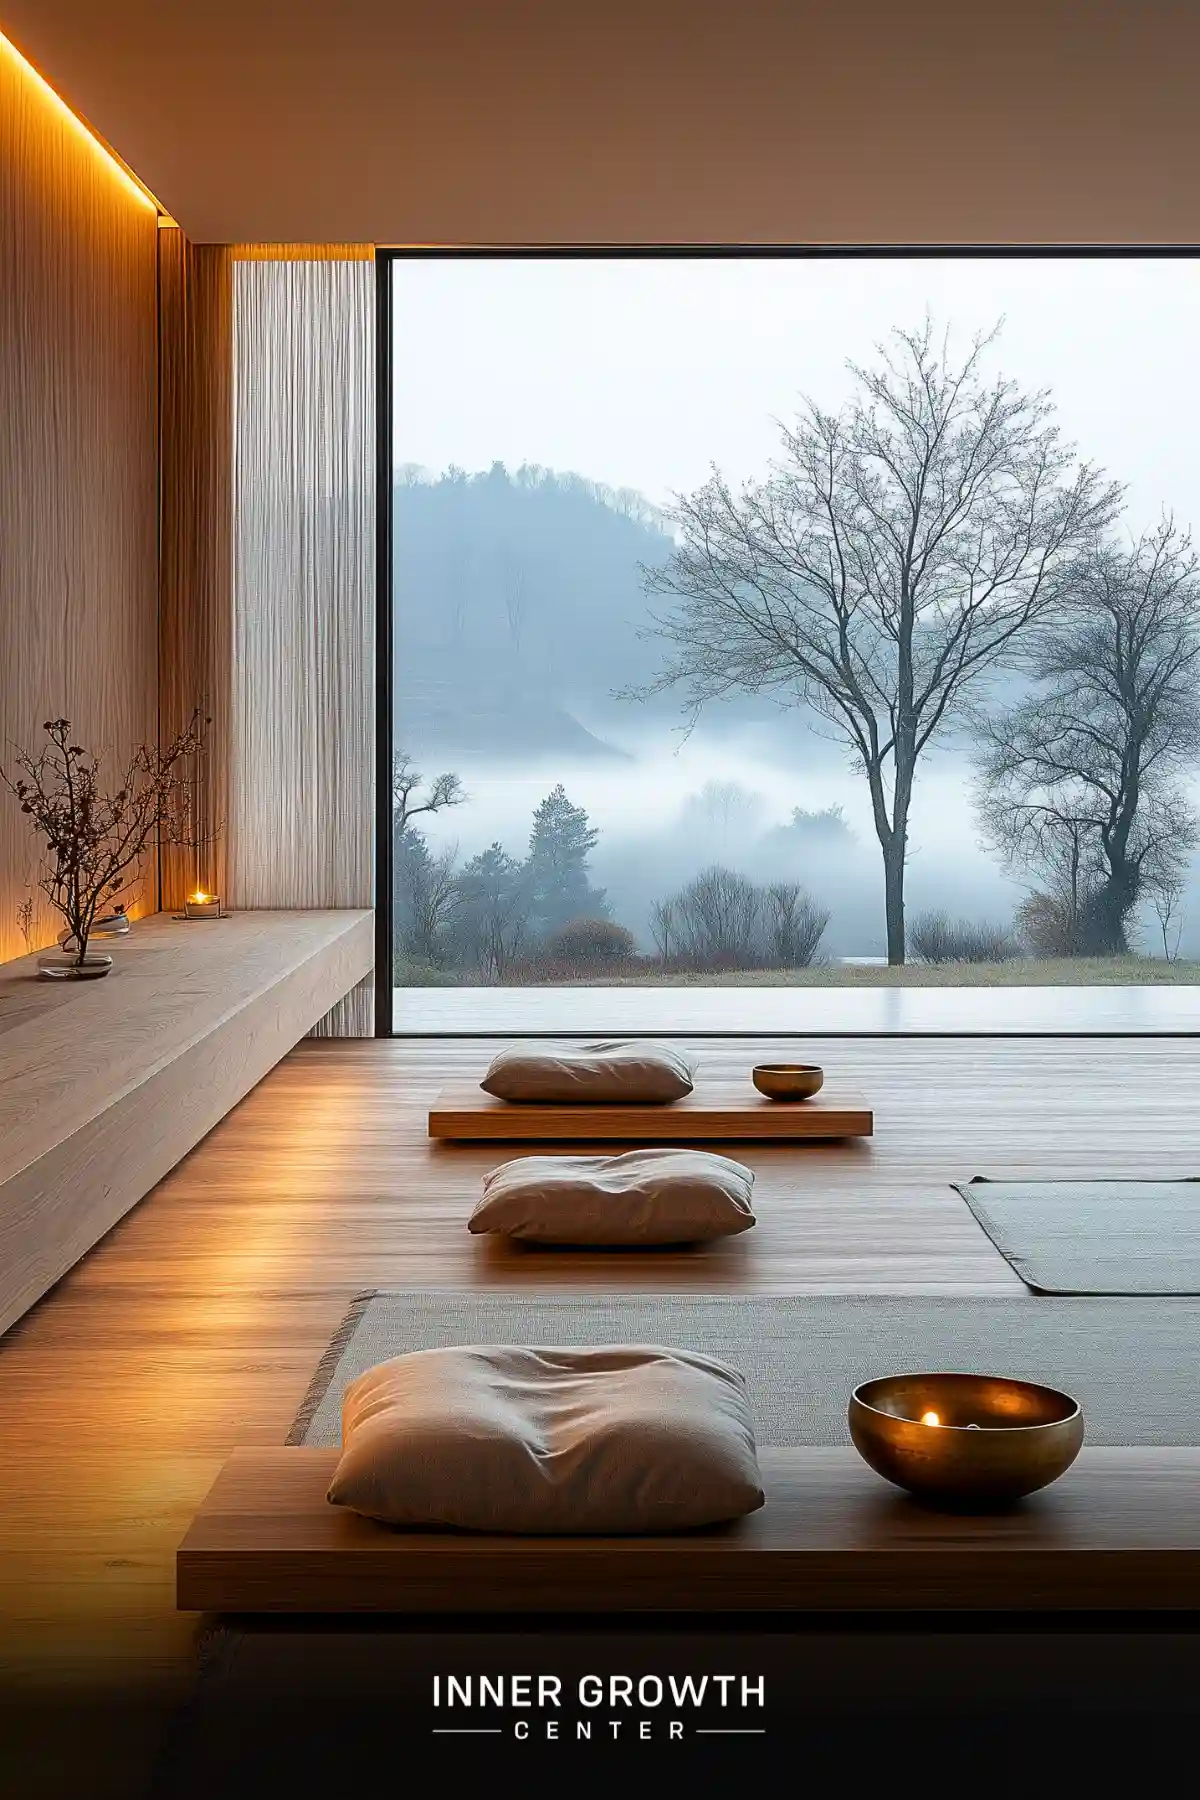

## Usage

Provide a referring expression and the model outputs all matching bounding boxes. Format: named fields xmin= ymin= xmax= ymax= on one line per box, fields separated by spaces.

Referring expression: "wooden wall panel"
xmin=0 ymin=44 xmax=159 ymax=964
xmin=157 ymin=231 xmax=233 ymax=910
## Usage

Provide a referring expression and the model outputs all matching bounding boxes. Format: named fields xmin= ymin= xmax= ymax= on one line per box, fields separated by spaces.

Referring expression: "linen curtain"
xmin=229 ymin=256 xmax=376 ymax=1034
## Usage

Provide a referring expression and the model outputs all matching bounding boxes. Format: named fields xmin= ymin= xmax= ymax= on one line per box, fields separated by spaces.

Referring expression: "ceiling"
xmin=3 ymin=0 xmax=1198 ymax=245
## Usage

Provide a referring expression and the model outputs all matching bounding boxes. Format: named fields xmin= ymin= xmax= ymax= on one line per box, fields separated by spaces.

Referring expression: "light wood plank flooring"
xmin=1 ymin=1035 xmax=1197 ymax=1795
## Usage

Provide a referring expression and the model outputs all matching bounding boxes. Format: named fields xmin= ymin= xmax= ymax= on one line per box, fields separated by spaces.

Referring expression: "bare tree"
xmin=402 ymin=841 xmax=461 ymax=962
xmin=649 ymin=896 xmax=678 ymax=962
xmin=392 ymin=751 xmax=465 ymax=836
xmin=1012 ymin=813 xmax=1096 ymax=953
xmin=975 ymin=520 xmax=1200 ymax=955
xmin=680 ymin=779 xmax=765 ymax=849
xmin=392 ymin=752 xmax=466 ymax=972
xmin=499 ymin=546 xmax=526 ymax=654
xmin=452 ymin=843 xmax=531 ymax=981
xmin=1152 ymin=871 xmax=1186 ymax=964
xmin=637 ymin=320 xmax=1121 ymax=962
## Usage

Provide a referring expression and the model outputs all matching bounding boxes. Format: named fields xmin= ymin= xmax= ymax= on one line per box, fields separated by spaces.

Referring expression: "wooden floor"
xmin=1 ymin=1034 xmax=1198 ymax=1795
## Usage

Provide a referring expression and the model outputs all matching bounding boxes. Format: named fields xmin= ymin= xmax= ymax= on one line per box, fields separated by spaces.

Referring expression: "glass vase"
xmin=36 ymin=952 xmax=115 ymax=981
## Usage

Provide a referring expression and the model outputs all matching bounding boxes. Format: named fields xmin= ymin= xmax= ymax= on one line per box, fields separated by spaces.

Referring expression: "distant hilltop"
xmin=396 ymin=673 xmax=631 ymax=766
xmin=393 ymin=460 xmax=815 ymax=759
xmin=394 ymin=463 xmax=672 ymax=760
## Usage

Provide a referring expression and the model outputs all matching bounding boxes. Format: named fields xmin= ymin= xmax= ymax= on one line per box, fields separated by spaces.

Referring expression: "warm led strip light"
xmin=0 ymin=27 xmax=160 ymax=213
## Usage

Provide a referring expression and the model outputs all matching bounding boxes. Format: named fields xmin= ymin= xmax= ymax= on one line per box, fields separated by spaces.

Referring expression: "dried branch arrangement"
xmin=2 ymin=710 xmax=213 ymax=970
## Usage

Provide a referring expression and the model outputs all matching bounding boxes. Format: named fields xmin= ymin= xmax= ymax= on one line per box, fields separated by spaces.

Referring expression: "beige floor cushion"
xmin=479 ymin=1039 xmax=696 ymax=1103
xmin=327 ymin=1343 xmax=765 ymax=1534
xmin=468 ymin=1147 xmax=756 ymax=1244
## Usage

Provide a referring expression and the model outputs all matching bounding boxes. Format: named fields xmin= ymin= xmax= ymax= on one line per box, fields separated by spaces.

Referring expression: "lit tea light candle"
xmin=920 ymin=1410 xmax=941 ymax=1427
xmin=183 ymin=889 xmax=223 ymax=919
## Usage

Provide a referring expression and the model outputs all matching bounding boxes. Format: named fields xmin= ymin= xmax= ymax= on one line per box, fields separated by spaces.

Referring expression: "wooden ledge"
xmin=178 ymin=1445 xmax=1200 ymax=1614
xmin=0 ymin=909 xmax=372 ymax=1334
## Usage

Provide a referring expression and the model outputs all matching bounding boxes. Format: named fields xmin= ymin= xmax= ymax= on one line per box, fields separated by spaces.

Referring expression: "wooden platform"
xmin=177 ymin=1444 xmax=1200 ymax=1614
xmin=0 ymin=908 xmax=372 ymax=1336
xmin=428 ymin=1081 xmax=874 ymax=1141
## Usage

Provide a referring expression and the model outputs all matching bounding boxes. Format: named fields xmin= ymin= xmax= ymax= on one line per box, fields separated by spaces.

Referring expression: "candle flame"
xmin=189 ymin=891 xmax=209 ymax=903
xmin=921 ymin=1410 xmax=941 ymax=1427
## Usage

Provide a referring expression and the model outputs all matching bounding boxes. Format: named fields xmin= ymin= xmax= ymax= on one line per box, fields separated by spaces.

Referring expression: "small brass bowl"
xmin=752 ymin=1063 xmax=824 ymax=1101
xmin=848 ymin=1373 xmax=1084 ymax=1506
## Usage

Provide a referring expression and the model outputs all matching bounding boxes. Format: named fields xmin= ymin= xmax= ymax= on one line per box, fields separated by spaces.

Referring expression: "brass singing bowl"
xmin=751 ymin=1063 xmax=825 ymax=1101
xmin=848 ymin=1373 xmax=1084 ymax=1506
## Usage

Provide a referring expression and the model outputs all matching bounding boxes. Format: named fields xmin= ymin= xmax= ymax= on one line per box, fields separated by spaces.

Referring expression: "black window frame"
xmin=374 ymin=244 xmax=1200 ymax=1039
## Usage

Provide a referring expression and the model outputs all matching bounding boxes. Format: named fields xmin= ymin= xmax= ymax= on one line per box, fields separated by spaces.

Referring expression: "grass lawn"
xmin=553 ymin=956 xmax=1200 ymax=988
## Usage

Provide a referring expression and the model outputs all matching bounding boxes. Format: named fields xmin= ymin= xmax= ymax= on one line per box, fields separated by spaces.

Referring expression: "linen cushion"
xmin=326 ymin=1343 xmax=765 ymax=1534
xmin=467 ymin=1147 xmax=756 ymax=1244
xmin=479 ymin=1039 xmax=696 ymax=1103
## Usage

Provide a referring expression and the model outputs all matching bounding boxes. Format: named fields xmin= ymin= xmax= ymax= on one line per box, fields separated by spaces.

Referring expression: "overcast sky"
xmin=392 ymin=255 xmax=1200 ymax=536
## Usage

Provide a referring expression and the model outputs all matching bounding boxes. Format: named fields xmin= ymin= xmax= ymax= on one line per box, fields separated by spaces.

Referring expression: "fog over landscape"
xmin=392 ymin=257 xmax=1200 ymax=971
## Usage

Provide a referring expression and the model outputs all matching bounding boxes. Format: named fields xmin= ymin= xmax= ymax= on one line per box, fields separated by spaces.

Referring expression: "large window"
xmin=387 ymin=253 xmax=1200 ymax=1030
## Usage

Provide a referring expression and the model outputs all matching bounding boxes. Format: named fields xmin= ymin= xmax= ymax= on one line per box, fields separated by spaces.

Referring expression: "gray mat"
xmin=952 ymin=1177 xmax=1200 ymax=1294
xmin=291 ymin=1289 xmax=1200 ymax=1447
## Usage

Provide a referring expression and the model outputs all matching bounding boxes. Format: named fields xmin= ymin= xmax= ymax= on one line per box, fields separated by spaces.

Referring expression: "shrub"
xmin=650 ymin=865 xmax=829 ymax=972
xmin=672 ymin=866 xmax=763 ymax=968
xmin=763 ymin=880 xmax=831 ymax=968
xmin=1014 ymin=890 xmax=1108 ymax=958
xmin=1015 ymin=893 xmax=1072 ymax=958
xmin=546 ymin=916 xmax=637 ymax=969
xmin=909 ymin=910 xmax=1017 ymax=965
xmin=392 ymin=955 xmax=461 ymax=987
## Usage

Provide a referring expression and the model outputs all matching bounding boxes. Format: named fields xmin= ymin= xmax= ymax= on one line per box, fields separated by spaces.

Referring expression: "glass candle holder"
xmin=184 ymin=893 xmax=223 ymax=919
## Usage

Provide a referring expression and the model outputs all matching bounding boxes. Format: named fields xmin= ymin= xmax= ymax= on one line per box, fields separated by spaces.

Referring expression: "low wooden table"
xmin=427 ymin=1083 xmax=874 ymax=1142
xmin=178 ymin=1446 xmax=1200 ymax=1614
